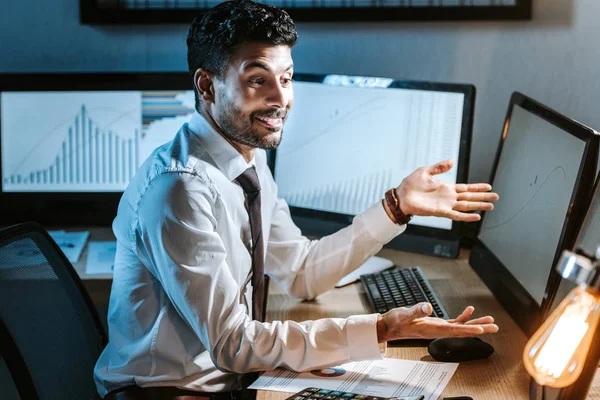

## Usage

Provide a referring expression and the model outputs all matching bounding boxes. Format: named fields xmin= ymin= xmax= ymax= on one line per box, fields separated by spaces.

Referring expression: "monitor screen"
xmin=274 ymin=75 xmax=465 ymax=231
xmin=0 ymin=73 xmax=473 ymax=234
xmin=271 ymin=74 xmax=474 ymax=258
xmin=470 ymin=92 xmax=598 ymax=336
xmin=0 ymin=73 xmax=194 ymax=225
xmin=478 ymin=104 xmax=588 ymax=305
xmin=1 ymin=90 xmax=195 ymax=192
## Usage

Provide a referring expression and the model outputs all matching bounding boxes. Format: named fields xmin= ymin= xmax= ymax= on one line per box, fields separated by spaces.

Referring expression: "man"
xmin=95 ymin=1 xmax=499 ymax=398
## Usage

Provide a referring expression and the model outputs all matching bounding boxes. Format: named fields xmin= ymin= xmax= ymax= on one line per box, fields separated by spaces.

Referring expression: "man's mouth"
xmin=255 ymin=116 xmax=283 ymax=129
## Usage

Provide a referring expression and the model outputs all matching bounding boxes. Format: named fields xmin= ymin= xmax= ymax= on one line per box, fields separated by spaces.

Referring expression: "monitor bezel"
xmin=0 ymin=72 xmax=194 ymax=226
xmin=270 ymin=73 xmax=476 ymax=251
xmin=469 ymin=91 xmax=599 ymax=337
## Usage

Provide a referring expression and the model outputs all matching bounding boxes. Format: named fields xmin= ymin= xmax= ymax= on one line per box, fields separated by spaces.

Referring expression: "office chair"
xmin=0 ymin=222 xmax=107 ymax=399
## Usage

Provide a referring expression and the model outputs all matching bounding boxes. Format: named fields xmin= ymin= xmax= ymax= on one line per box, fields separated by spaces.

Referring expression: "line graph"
xmin=3 ymin=104 xmax=139 ymax=187
xmin=275 ymin=82 xmax=463 ymax=229
xmin=482 ymin=166 xmax=567 ymax=230
xmin=1 ymin=91 xmax=195 ymax=192
xmin=1 ymin=91 xmax=141 ymax=191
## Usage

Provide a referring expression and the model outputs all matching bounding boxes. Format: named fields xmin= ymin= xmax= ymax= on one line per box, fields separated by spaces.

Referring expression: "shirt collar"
xmin=187 ymin=111 xmax=255 ymax=182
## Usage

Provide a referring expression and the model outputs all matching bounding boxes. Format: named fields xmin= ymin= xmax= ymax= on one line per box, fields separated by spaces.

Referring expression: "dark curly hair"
xmin=187 ymin=0 xmax=298 ymax=110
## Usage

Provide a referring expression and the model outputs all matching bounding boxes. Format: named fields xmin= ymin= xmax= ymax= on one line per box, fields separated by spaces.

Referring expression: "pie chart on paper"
xmin=310 ymin=367 xmax=347 ymax=378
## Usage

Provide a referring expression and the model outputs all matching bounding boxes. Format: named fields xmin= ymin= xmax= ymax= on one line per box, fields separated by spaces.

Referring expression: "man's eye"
xmin=249 ymin=78 xmax=265 ymax=85
xmin=282 ymin=78 xmax=292 ymax=86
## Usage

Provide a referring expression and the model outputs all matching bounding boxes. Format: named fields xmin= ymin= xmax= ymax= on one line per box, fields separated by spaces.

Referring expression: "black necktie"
xmin=236 ymin=166 xmax=265 ymax=321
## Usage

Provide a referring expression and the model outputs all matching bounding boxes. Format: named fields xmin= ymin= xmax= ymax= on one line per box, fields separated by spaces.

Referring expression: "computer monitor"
xmin=549 ymin=172 xmax=600 ymax=315
xmin=271 ymin=73 xmax=475 ymax=258
xmin=470 ymin=92 xmax=599 ymax=336
xmin=0 ymin=73 xmax=195 ymax=225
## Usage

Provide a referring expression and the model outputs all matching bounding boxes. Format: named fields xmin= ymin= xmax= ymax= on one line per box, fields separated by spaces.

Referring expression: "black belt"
xmin=104 ymin=386 xmax=247 ymax=400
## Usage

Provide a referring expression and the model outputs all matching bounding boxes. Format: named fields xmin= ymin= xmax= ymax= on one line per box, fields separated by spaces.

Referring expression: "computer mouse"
xmin=427 ymin=337 xmax=494 ymax=362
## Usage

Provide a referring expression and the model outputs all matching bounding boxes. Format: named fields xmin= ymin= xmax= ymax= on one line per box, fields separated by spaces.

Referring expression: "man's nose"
xmin=267 ymin=82 xmax=290 ymax=109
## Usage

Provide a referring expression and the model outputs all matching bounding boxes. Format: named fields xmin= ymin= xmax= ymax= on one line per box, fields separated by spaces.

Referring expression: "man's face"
xmin=211 ymin=43 xmax=294 ymax=150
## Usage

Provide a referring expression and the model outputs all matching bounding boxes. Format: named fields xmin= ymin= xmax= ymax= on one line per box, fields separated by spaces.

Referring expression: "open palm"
xmin=396 ymin=159 xmax=499 ymax=222
xmin=377 ymin=304 xmax=499 ymax=342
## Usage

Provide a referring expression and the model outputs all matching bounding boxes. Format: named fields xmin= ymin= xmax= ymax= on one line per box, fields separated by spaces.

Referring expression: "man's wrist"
xmin=384 ymin=189 xmax=412 ymax=225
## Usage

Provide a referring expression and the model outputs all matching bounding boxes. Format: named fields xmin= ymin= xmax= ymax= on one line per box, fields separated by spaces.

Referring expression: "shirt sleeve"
xmin=265 ymin=197 xmax=406 ymax=301
xmin=135 ymin=172 xmax=385 ymax=374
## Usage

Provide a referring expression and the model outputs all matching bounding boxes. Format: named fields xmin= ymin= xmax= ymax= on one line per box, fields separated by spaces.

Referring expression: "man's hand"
xmin=396 ymin=159 xmax=499 ymax=222
xmin=376 ymin=303 xmax=498 ymax=342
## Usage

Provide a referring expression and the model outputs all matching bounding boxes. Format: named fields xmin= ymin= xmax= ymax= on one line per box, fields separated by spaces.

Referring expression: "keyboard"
xmin=360 ymin=266 xmax=449 ymax=319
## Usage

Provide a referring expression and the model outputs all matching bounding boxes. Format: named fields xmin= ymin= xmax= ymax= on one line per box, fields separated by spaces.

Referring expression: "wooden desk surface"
xmin=262 ymin=247 xmax=529 ymax=400
xmin=69 ymin=228 xmax=600 ymax=400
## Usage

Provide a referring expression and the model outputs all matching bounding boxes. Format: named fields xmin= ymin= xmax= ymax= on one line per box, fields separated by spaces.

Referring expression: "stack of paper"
xmin=249 ymin=358 xmax=458 ymax=400
xmin=85 ymin=241 xmax=117 ymax=275
xmin=48 ymin=230 xmax=90 ymax=263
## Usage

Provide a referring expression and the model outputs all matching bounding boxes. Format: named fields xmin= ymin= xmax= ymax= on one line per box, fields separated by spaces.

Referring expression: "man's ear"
xmin=194 ymin=68 xmax=216 ymax=105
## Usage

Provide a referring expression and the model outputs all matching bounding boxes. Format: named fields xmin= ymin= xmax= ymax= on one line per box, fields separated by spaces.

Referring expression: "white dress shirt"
xmin=94 ymin=112 xmax=405 ymax=397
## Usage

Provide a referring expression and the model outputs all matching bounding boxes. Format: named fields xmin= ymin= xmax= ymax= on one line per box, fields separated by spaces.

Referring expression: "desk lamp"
xmin=523 ymin=247 xmax=600 ymax=399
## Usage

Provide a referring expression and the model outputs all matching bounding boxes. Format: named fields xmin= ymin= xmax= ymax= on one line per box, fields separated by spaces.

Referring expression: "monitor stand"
xmin=388 ymin=233 xmax=460 ymax=258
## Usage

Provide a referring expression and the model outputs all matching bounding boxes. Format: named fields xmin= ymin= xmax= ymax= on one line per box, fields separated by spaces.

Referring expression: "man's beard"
xmin=217 ymin=101 xmax=286 ymax=150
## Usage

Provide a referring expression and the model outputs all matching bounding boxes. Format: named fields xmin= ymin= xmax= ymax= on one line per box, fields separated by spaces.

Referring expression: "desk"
xmin=71 ymin=228 xmax=600 ymax=399
xmin=261 ymin=247 xmax=529 ymax=400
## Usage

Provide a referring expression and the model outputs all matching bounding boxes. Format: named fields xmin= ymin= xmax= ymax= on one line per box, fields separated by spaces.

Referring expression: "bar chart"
xmin=284 ymin=170 xmax=393 ymax=216
xmin=4 ymin=104 xmax=139 ymax=187
xmin=138 ymin=91 xmax=195 ymax=161
xmin=1 ymin=91 xmax=142 ymax=192
xmin=142 ymin=91 xmax=195 ymax=134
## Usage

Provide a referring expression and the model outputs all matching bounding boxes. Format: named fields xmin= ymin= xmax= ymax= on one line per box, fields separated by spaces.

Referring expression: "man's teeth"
xmin=260 ymin=117 xmax=281 ymax=124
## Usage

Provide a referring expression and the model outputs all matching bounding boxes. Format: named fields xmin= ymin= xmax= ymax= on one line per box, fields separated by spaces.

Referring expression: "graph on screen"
xmin=1 ymin=90 xmax=195 ymax=192
xmin=479 ymin=105 xmax=587 ymax=305
xmin=282 ymin=169 xmax=393 ymax=217
xmin=275 ymin=82 xmax=464 ymax=230
xmin=140 ymin=91 xmax=195 ymax=162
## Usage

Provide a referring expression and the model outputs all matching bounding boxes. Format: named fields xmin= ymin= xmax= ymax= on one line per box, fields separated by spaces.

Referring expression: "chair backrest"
xmin=0 ymin=222 xmax=107 ymax=400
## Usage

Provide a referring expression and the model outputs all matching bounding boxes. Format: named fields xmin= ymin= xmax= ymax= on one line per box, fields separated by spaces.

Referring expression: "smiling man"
xmin=201 ymin=43 xmax=293 ymax=156
xmin=94 ymin=1 xmax=499 ymax=399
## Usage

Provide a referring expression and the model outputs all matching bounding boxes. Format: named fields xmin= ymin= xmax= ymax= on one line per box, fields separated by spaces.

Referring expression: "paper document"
xmin=249 ymin=358 xmax=458 ymax=400
xmin=48 ymin=230 xmax=90 ymax=263
xmin=85 ymin=241 xmax=116 ymax=275
xmin=335 ymin=256 xmax=394 ymax=287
